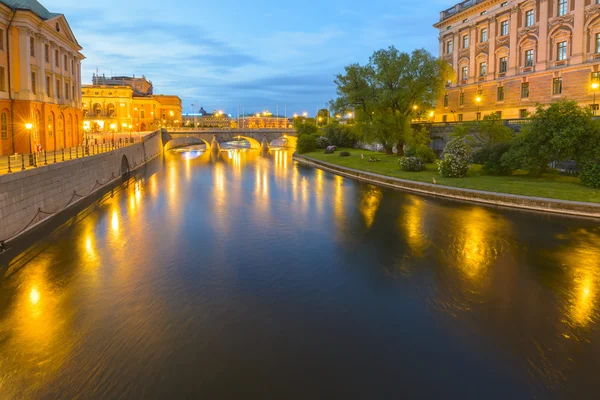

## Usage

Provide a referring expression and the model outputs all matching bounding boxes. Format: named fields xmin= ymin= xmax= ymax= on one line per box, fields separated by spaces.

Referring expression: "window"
xmin=461 ymin=66 xmax=468 ymax=80
xmin=45 ymin=44 xmax=49 ymax=62
xmin=0 ymin=67 xmax=5 ymax=92
xmin=443 ymin=94 xmax=449 ymax=107
xmin=596 ymin=33 xmax=600 ymax=53
xmin=65 ymin=82 xmax=69 ymax=100
xmin=71 ymin=59 xmax=74 ymax=72
xmin=499 ymin=57 xmax=507 ymax=73
xmin=496 ymin=111 xmax=502 ymax=119
xmin=558 ymin=0 xmax=568 ymax=17
xmin=462 ymin=35 xmax=469 ymax=49
xmin=30 ymin=37 xmax=35 ymax=57
xmin=521 ymin=82 xmax=530 ymax=98
xmin=553 ymin=77 xmax=563 ymax=95
xmin=56 ymin=79 xmax=61 ymax=98
xmin=46 ymin=76 xmax=51 ymax=96
xmin=519 ymin=109 xmax=528 ymax=119
xmin=0 ymin=29 xmax=4 ymax=50
xmin=72 ymin=84 xmax=75 ymax=100
xmin=500 ymin=21 xmax=509 ymax=36
xmin=501 ymin=2 xmax=508 ymax=6
xmin=64 ymin=55 xmax=68 ymax=71
xmin=497 ymin=86 xmax=504 ymax=101
xmin=592 ymin=72 xmax=600 ymax=83
xmin=55 ymin=49 xmax=59 ymax=67
xmin=480 ymin=28 xmax=488 ymax=43
xmin=141 ymin=110 xmax=146 ymax=118
xmin=0 ymin=113 xmax=7 ymax=139
xmin=31 ymin=71 xmax=36 ymax=95
xmin=458 ymin=114 xmax=463 ymax=122
xmin=442 ymin=115 xmax=448 ymax=123
xmin=525 ymin=49 xmax=534 ymax=67
xmin=479 ymin=62 xmax=487 ymax=77
xmin=459 ymin=92 xmax=465 ymax=105
xmin=525 ymin=10 xmax=534 ymax=27
xmin=446 ymin=40 xmax=453 ymax=54
xmin=557 ymin=41 xmax=567 ymax=61
xmin=476 ymin=112 xmax=481 ymax=120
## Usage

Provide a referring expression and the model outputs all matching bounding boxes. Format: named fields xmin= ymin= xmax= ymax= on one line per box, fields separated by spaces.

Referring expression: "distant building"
xmin=183 ymin=107 xmax=235 ymax=128
xmin=82 ymin=74 xmax=182 ymax=133
xmin=434 ymin=0 xmax=600 ymax=122
xmin=0 ymin=0 xmax=84 ymax=156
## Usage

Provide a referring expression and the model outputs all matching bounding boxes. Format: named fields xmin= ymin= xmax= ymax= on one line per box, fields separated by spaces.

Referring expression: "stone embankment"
xmin=0 ymin=131 xmax=163 ymax=244
xmin=293 ymin=154 xmax=600 ymax=219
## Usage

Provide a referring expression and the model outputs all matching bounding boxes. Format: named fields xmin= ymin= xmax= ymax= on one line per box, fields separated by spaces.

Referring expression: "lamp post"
xmin=26 ymin=123 xmax=33 ymax=166
xmin=475 ymin=96 xmax=482 ymax=120
xmin=592 ymin=82 xmax=599 ymax=115
xmin=110 ymin=123 xmax=116 ymax=146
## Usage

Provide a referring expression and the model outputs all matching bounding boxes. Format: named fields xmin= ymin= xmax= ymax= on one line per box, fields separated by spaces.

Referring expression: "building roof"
xmin=0 ymin=0 xmax=60 ymax=20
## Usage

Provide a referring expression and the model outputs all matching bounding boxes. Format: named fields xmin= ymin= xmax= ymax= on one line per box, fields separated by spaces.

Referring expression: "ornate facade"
xmin=434 ymin=0 xmax=600 ymax=122
xmin=0 ymin=0 xmax=84 ymax=156
xmin=82 ymin=77 xmax=182 ymax=133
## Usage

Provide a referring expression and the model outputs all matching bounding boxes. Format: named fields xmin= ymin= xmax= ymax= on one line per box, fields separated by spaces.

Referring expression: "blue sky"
xmin=45 ymin=0 xmax=452 ymax=116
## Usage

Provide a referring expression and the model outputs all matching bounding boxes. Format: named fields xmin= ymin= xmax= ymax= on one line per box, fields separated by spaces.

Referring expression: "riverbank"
xmin=294 ymin=151 xmax=600 ymax=218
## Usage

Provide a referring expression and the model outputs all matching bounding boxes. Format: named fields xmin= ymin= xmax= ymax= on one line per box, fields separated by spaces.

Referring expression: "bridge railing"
xmin=0 ymin=137 xmax=139 ymax=175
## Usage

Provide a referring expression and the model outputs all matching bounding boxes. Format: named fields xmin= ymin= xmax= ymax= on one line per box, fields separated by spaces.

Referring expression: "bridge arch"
xmin=164 ymin=136 xmax=210 ymax=151
xmin=120 ymin=155 xmax=131 ymax=180
xmin=231 ymin=135 xmax=261 ymax=150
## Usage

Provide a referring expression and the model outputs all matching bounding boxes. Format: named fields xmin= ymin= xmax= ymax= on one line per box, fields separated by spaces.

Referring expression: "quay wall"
xmin=0 ymin=131 xmax=163 ymax=243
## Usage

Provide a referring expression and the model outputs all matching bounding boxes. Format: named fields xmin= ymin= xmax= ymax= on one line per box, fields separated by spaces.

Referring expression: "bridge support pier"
xmin=210 ymin=135 xmax=221 ymax=153
xmin=260 ymin=136 xmax=269 ymax=153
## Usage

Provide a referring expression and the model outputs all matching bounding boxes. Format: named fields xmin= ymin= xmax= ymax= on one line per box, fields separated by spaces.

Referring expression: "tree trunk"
xmin=385 ymin=146 xmax=394 ymax=155
xmin=396 ymin=139 xmax=404 ymax=156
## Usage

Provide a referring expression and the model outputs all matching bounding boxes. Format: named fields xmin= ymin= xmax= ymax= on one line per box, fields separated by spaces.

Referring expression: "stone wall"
xmin=0 ymin=131 xmax=163 ymax=243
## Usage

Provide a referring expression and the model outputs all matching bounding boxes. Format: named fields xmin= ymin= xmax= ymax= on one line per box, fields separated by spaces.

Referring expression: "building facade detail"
xmin=434 ymin=0 xmax=600 ymax=122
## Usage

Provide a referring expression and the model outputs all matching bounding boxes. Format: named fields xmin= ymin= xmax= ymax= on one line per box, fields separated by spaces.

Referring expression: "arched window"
xmin=1 ymin=112 xmax=7 ymax=139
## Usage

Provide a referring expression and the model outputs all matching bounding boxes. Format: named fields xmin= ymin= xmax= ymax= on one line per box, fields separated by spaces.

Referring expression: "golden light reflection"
xmin=333 ymin=175 xmax=345 ymax=224
xmin=315 ymin=169 xmax=324 ymax=215
xmin=558 ymin=229 xmax=600 ymax=328
xmin=450 ymin=207 xmax=502 ymax=285
xmin=400 ymin=195 xmax=429 ymax=256
xmin=359 ymin=186 xmax=383 ymax=229
xmin=29 ymin=287 xmax=40 ymax=306
xmin=111 ymin=210 xmax=119 ymax=233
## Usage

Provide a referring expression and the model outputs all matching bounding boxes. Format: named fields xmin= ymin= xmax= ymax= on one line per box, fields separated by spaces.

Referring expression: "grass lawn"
xmin=300 ymin=148 xmax=600 ymax=204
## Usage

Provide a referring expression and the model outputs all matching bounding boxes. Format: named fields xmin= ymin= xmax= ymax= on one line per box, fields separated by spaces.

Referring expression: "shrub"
xmin=472 ymin=143 xmax=514 ymax=176
xmin=296 ymin=134 xmax=317 ymax=154
xmin=438 ymin=138 xmax=472 ymax=178
xmin=415 ymin=145 xmax=436 ymax=163
xmin=398 ymin=156 xmax=425 ymax=172
xmin=339 ymin=151 xmax=351 ymax=157
xmin=580 ymin=162 xmax=600 ymax=188
xmin=321 ymin=123 xmax=357 ymax=148
xmin=315 ymin=136 xmax=329 ymax=149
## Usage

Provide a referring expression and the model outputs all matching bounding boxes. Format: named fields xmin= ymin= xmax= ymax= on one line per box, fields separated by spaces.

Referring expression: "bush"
xmin=472 ymin=143 xmax=514 ymax=176
xmin=321 ymin=123 xmax=357 ymax=148
xmin=296 ymin=134 xmax=317 ymax=154
xmin=415 ymin=145 xmax=436 ymax=163
xmin=580 ymin=162 xmax=600 ymax=188
xmin=339 ymin=151 xmax=351 ymax=157
xmin=315 ymin=136 xmax=329 ymax=149
xmin=438 ymin=138 xmax=472 ymax=178
xmin=398 ymin=156 xmax=425 ymax=172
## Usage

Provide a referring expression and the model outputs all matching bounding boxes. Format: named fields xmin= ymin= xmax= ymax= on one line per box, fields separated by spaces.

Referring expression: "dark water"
xmin=1 ymin=148 xmax=599 ymax=399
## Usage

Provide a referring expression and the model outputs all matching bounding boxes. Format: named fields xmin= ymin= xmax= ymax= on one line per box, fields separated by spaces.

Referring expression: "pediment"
xmin=45 ymin=14 xmax=80 ymax=47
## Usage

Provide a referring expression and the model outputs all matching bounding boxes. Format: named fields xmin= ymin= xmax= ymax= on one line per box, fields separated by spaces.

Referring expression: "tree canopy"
xmin=330 ymin=46 xmax=453 ymax=154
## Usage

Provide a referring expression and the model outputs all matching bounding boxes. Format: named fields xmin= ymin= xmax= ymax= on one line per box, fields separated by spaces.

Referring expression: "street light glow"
xmin=25 ymin=123 xmax=33 ymax=130
xmin=475 ymin=96 xmax=482 ymax=103
xmin=592 ymin=83 xmax=599 ymax=90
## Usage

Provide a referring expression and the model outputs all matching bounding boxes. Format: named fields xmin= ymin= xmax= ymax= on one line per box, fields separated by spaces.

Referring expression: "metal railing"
xmin=0 ymin=137 xmax=138 ymax=175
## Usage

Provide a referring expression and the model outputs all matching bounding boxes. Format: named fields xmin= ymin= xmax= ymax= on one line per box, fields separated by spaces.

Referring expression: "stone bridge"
xmin=163 ymin=129 xmax=297 ymax=152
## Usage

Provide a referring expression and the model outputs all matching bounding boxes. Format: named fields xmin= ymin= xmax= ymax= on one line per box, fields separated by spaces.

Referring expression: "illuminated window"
xmin=459 ymin=92 xmax=465 ymax=105
xmin=31 ymin=71 xmax=36 ymax=95
xmin=479 ymin=62 xmax=487 ymax=77
xmin=497 ymin=86 xmax=504 ymax=101
xmin=525 ymin=50 xmax=534 ymax=67
xmin=553 ymin=77 xmax=563 ymax=95
xmin=0 ymin=112 xmax=7 ymax=139
xmin=500 ymin=21 xmax=509 ymax=36
xmin=525 ymin=10 xmax=534 ymax=27
xmin=499 ymin=57 xmax=507 ymax=73
xmin=558 ymin=0 xmax=568 ymax=16
xmin=557 ymin=41 xmax=567 ymax=61
xmin=0 ymin=67 xmax=5 ymax=92
xmin=480 ymin=28 xmax=487 ymax=43
xmin=521 ymin=82 xmax=530 ymax=98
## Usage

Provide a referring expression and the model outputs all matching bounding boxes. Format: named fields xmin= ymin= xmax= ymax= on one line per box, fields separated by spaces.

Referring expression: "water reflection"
xmin=399 ymin=195 xmax=430 ymax=257
xmin=359 ymin=185 xmax=383 ymax=229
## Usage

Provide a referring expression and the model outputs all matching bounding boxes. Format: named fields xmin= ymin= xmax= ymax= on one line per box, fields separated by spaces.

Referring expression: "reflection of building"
xmin=82 ymin=74 xmax=181 ymax=133
xmin=183 ymin=107 xmax=235 ymax=128
xmin=434 ymin=0 xmax=600 ymax=122
xmin=0 ymin=0 xmax=84 ymax=156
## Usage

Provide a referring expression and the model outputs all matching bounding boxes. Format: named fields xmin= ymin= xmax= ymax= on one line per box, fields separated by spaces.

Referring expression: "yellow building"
xmin=0 ymin=0 xmax=84 ymax=156
xmin=82 ymin=75 xmax=182 ymax=134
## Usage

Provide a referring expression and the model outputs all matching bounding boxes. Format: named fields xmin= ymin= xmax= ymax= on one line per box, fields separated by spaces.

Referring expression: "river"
xmin=0 ymin=147 xmax=599 ymax=399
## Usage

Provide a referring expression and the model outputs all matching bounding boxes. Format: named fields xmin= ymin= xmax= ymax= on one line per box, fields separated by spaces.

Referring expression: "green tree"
xmin=451 ymin=112 xmax=514 ymax=147
xmin=330 ymin=47 xmax=452 ymax=155
xmin=294 ymin=119 xmax=318 ymax=136
xmin=316 ymin=109 xmax=330 ymax=126
xmin=503 ymin=101 xmax=598 ymax=175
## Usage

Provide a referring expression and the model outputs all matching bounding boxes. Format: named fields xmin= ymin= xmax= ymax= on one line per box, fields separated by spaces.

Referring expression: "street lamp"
xmin=475 ymin=96 xmax=482 ymax=120
xmin=110 ymin=123 xmax=116 ymax=145
xmin=25 ymin=123 xmax=33 ymax=162
xmin=592 ymin=82 xmax=599 ymax=115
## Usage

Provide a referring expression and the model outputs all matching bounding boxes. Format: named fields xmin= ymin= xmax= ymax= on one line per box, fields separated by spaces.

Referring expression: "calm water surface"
xmin=1 ymin=148 xmax=599 ymax=399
